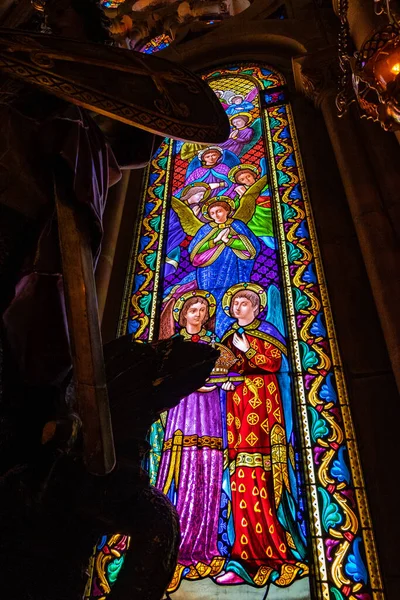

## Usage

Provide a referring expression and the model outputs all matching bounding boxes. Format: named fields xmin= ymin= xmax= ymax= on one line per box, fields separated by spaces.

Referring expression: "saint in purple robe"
xmin=184 ymin=146 xmax=239 ymax=199
xmin=155 ymin=295 xmax=225 ymax=591
xmin=221 ymin=113 xmax=254 ymax=157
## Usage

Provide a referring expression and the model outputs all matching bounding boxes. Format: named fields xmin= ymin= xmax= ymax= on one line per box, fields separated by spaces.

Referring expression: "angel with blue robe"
xmin=170 ymin=193 xmax=262 ymax=336
xmin=225 ymin=92 xmax=256 ymax=116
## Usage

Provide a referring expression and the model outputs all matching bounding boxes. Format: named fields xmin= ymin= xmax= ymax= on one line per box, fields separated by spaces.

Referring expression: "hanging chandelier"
xmin=337 ymin=0 xmax=400 ymax=130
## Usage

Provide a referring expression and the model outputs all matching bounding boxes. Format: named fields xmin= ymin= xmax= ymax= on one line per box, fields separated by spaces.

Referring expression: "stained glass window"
xmin=137 ymin=33 xmax=172 ymax=54
xmin=119 ymin=63 xmax=383 ymax=600
xmin=84 ymin=535 xmax=130 ymax=599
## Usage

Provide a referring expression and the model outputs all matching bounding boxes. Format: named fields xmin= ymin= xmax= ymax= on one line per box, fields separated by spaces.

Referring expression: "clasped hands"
xmin=214 ymin=227 xmax=231 ymax=244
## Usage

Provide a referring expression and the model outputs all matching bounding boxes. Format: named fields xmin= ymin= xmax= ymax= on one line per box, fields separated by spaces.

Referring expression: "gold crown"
xmin=211 ymin=343 xmax=238 ymax=375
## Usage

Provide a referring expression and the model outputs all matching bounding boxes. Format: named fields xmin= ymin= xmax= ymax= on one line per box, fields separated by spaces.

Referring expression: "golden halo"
xmin=173 ymin=290 xmax=216 ymax=322
xmin=180 ymin=182 xmax=211 ymax=203
xmin=228 ymin=163 xmax=259 ymax=183
xmin=222 ymin=283 xmax=267 ymax=317
xmin=201 ymin=196 xmax=235 ymax=221
xmin=229 ymin=112 xmax=253 ymax=127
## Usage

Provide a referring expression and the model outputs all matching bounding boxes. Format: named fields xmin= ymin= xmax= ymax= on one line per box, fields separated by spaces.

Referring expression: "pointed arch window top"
xmin=119 ymin=63 xmax=383 ymax=600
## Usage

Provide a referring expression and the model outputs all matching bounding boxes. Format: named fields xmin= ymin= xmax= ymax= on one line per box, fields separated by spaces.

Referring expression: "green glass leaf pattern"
xmin=139 ymin=293 xmax=152 ymax=316
xmin=144 ymin=251 xmax=157 ymax=271
xmin=154 ymin=185 xmax=165 ymax=199
xmin=158 ymin=157 xmax=168 ymax=170
xmin=149 ymin=215 xmax=161 ymax=232
xmin=308 ymin=406 xmax=329 ymax=442
xmin=273 ymin=141 xmax=285 ymax=155
xmin=269 ymin=117 xmax=281 ymax=129
xmin=299 ymin=341 xmax=319 ymax=370
xmin=107 ymin=556 xmax=125 ymax=585
xmin=282 ymin=203 xmax=296 ymax=220
xmin=319 ymin=487 xmax=343 ymax=532
xmin=330 ymin=588 xmax=344 ymax=600
xmin=286 ymin=241 xmax=302 ymax=263
xmin=277 ymin=170 xmax=290 ymax=185
xmin=293 ymin=287 xmax=310 ymax=311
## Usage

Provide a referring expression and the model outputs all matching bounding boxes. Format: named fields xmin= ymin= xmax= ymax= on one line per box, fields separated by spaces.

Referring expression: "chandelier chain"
xmin=336 ymin=0 xmax=353 ymax=112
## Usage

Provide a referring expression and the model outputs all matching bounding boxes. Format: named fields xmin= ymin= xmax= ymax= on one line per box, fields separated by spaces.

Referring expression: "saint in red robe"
xmin=222 ymin=320 xmax=305 ymax=587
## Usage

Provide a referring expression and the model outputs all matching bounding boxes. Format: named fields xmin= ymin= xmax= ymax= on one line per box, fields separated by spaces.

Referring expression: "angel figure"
xmin=229 ymin=163 xmax=276 ymax=248
xmin=184 ymin=146 xmax=239 ymax=197
xmin=171 ymin=193 xmax=261 ymax=336
xmin=164 ymin=182 xmax=212 ymax=277
xmin=155 ymin=290 xmax=226 ymax=592
xmin=221 ymin=113 xmax=255 ymax=157
xmin=225 ymin=93 xmax=256 ymax=116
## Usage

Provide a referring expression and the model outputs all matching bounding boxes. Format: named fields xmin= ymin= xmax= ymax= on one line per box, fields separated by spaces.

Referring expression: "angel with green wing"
xmin=229 ymin=163 xmax=276 ymax=249
xmin=171 ymin=191 xmax=262 ymax=337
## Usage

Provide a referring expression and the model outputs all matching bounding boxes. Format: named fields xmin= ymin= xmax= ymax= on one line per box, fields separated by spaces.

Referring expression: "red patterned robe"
xmin=222 ymin=320 xmax=301 ymax=587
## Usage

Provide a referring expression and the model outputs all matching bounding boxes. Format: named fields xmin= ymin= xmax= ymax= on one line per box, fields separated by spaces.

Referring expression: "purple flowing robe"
xmin=156 ymin=331 xmax=224 ymax=579
xmin=185 ymin=163 xmax=236 ymax=198
xmin=221 ymin=126 xmax=254 ymax=156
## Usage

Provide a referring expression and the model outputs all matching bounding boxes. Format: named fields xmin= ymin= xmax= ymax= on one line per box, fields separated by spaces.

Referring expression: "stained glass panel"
xmin=137 ymin=33 xmax=172 ymax=54
xmin=120 ymin=63 xmax=383 ymax=600
xmin=84 ymin=535 xmax=130 ymax=599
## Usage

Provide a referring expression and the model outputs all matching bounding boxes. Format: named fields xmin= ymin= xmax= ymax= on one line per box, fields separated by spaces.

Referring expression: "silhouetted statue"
xmin=0 ymin=1 xmax=226 ymax=598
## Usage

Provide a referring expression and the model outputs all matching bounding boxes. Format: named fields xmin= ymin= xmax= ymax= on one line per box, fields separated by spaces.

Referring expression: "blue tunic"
xmin=189 ymin=219 xmax=260 ymax=337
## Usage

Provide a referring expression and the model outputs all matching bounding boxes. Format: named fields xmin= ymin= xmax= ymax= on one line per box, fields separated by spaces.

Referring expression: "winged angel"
xmin=171 ymin=175 xmax=268 ymax=335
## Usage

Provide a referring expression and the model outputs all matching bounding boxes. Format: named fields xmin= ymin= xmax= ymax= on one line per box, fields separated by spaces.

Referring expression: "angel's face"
xmin=232 ymin=296 xmax=257 ymax=323
xmin=186 ymin=302 xmax=207 ymax=330
xmin=187 ymin=190 xmax=206 ymax=205
xmin=232 ymin=96 xmax=243 ymax=105
xmin=232 ymin=117 xmax=247 ymax=129
xmin=209 ymin=205 xmax=229 ymax=224
xmin=236 ymin=171 xmax=256 ymax=187
xmin=203 ymin=150 xmax=221 ymax=166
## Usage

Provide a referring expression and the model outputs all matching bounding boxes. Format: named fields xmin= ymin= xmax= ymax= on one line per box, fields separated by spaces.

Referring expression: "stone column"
xmin=294 ymin=50 xmax=400 ymax=391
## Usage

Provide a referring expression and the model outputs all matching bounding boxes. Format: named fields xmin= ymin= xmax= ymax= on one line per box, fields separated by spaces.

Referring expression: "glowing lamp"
xmin=352 ymin=23 xmax=400 ymax=130
xmin=391 ymin=61 xmax=400 ymax=74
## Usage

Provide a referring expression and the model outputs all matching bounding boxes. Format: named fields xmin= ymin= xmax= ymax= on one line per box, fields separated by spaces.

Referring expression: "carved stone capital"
xmin=293 ymin=47 xmax=340 ymax=109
